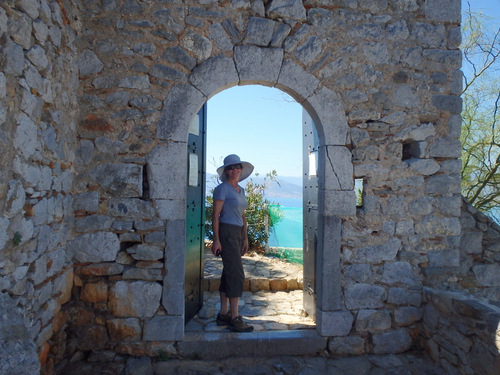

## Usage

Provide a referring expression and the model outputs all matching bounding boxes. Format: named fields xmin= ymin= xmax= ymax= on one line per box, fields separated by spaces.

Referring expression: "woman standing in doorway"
xmin=211 ymin=154 xmax=254 ymax=332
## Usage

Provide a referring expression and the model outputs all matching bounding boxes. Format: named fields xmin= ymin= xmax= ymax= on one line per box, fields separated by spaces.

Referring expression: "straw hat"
xmin=216 ymin=154 xmax=254 ymax=182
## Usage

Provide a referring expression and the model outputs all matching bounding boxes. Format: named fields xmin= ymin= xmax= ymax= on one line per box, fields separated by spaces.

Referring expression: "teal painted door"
xmin=302 ymin=109 xmax=318 ymax=320
xmin=185 ymin=104 xmax=207 ymax=323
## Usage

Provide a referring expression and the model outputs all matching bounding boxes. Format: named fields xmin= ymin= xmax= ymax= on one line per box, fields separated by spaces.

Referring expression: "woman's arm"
xmin=241 ymin=213 xmax=249 ymax=256
xmin=212 ymin=199 xmax=224 ymax=256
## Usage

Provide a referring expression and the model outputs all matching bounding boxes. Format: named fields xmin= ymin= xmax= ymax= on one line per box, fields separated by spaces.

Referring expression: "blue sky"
xmin=206 ymin=85 xmax=303 ymax=177
xmin=206 ymin=1 xmax=500 ymax=179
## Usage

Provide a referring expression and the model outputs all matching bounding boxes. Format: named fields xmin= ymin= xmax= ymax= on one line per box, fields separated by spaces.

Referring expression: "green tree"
xmin=460 ymin=2 xmax=500 ymax=221
xmin=205 ymin=171 xmax=283 ymax=251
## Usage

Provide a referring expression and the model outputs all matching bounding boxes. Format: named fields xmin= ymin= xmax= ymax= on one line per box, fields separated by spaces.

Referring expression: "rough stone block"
xmin=276 ymin=59 xmax=319 ymax=102
xmin=0 ymin=293 xmax=40 ymax=375
xmin=72 ymin=191 xmax=99 ymax=213
xmin=415 ymin=215 xmax=461 ymax=236
xmin=147 ymin=142 xmax=187 ymax=200
xmin=157 ymin=83 xmax=205 ymax=142
xmin=270 ymin=279 xmax=287 ymax=291
xmin=316 ymin=310 xmax=353 ymax=337
xmin=355 ymin=309 xmax=391 ymax=332
xmin=320 ymin=146 xmax=353 ymax=190
xmin=328 ymin=336 xmax=365 ymax=355
xmin=155 ymin=199 xmax=185 ymax=221
xmin=372 ymin=329 xmax=413 ymax=354
xmin=316 ymin=215 xmax=341 ymax=310
xmin=394 ymin=306 xmax=423 ymax=326
xmin=304 ymin=86 xmax=348 ymax=146
xmin=107 ymin=318 xmax=142 ymax=342
xmin=126 ymin=357 xmax=152 ymax=375
xmin=189 ymin=55 xmax=239 ymax=98
xmin=14 ymin=113 xmax=38 ymax=159
xmin=108 ymin=199 xmax=156 ymax=219
xmin=394 ymin=122 xmax=436 ymax=142
xmin=271 ymin=23 xmax=291 ymax=47
xmin=70 ymin=232 xmax=120 ymax=263
xmin=81 ymin=282 xmax=108 ymax=303
xmin=250 ymin=278 xmax=270 ymax=292
xmin=424 ymin=0 xmax=461 ymax=23
xmin=429 ymin=138 xmax=462 ymax=158
xmin=143 ymin=315 xmax=183 ymax=341
xmin=127 ymin=244 xmax=164 ymax=261
xmin=427 ymin=249 xmax=460 ymax=267
xmin=321 ymin=189 xmax=356 ymax=217
xmin=295 ymin=36 xmax=323 ymax=65
xmin=209 ymin=23 xmax=233 ymax=52
xmin=109 ymin=281 xmax=162 ymax=318
xmin=178 ymin=330 xmax=326 ymax=359
xmin=162 ymin=46 xmax=197 ymax=70
xmin=245 ymin=17 xmax=275 ymax=46
xmin=431 ymin=95 xmax=462 ymax=114
xmin=79 ymin=263 xmax=124 ymax=277
xmin=381 ymin=261 xmax=420 ymax=286
xmin=266 ymin=0 xmax=306 ymax=21
xmin=350 ymin=238 xmax=401 ymax=264
xmin=79 ymin=49 xmax=104 ymax=76
xmin=180 ymin=30 xmax=212 ymax=61
xmin=345 ymin=283 xmax=386 ymax=309
xmin=406 ymin=158 xmax=440 ymax=175
xmin=75 ymin=215 xmax=114 ymax=233
xmin=473 ymin=264 xmax=500 ymax=287
xmin=163 ymin=219 xmax=186 ymax=315
xmin=234 ymin=45 xmax=283 ymax=86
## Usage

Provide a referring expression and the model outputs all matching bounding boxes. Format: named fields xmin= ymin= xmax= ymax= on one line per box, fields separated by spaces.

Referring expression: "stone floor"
xmin=194 ymin=249 xmax=314 ymax=332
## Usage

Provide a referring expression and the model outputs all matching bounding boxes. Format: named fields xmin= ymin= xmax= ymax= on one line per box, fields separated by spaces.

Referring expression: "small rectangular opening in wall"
xmin=402 ymin=142 xmax=420 ymax=160
xmin=355 ymin=178 xmax=364 ymax=207
xmin=142 ymin=165 xmax=150 ymax=200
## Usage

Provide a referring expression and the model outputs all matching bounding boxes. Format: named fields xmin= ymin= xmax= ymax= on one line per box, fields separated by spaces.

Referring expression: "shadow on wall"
xmin=0 ymin=293 xmax=40 ymax=374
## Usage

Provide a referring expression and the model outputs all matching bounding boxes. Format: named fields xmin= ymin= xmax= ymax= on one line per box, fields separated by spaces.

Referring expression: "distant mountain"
xmin=263 ymin=178 xmax=302 ymax=199
xmin=205 ymin=174 xmax=302 ymax=199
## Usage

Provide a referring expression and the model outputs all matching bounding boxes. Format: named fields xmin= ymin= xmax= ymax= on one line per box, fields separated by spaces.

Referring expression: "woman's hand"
xmin=241 ymin=237 xmax=248 ymax=256
xmin=212 ymin=240 xmax=222 ymax=257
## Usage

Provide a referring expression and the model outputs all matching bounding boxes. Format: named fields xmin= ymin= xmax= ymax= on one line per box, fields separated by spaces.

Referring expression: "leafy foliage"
xmin=460 ymin=2 xmax=500 ymax=221
xmin=205 ymin=171 xmax=284 ymax=251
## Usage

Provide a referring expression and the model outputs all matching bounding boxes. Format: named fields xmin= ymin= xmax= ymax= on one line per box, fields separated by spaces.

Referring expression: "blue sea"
xmin=267 ymin=197 xmax=303 ymax=249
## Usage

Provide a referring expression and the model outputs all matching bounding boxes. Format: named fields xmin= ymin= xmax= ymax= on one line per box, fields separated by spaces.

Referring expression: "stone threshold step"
xmin=177 ymin=330 xmax=326 ymax=360
xmin=203 ymin=277 xmax=303 ymax=292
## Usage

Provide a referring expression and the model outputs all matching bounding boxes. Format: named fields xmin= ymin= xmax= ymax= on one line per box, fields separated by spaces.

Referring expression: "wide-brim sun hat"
xmin=216 ymin=154 xmax=254 ymax=182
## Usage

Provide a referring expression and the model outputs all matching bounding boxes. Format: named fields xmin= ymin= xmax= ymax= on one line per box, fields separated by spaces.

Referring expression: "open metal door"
xmin=302 ymin=109 xmax=318 ymax=320
xmin=185 ymin=104 xmax=207 ymax=323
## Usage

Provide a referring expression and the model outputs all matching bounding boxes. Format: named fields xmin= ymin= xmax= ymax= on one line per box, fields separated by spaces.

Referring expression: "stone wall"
xmin=421 ymin=287 xmax=500 ymax=375
xmin=0 ymin=0 xmax=475 ymax=373
xmin=458 ymin=197 xmax=500 ymax=301
xmin=0 ymin=0 xmax=80 ymax=373
xmin=70 ymin=0 xmax=463 ymax=361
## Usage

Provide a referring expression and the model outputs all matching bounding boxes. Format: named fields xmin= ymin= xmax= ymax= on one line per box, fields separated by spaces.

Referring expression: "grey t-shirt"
xmin=213 ymin=182 xmax=248 ymax=227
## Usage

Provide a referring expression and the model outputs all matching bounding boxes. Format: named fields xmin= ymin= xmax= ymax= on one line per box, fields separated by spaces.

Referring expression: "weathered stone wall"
xmin=457 ymin=197 xmax=500 ymax=300
xmin=0 ymin=0 xmax=81 ymax=373
xmin=1 ymin=0 xmax=475 ymax=372
xmin=69 ymin=0 xmax=464 ymax=361
xmin=421 ymin=287 xmax=500 ymax=375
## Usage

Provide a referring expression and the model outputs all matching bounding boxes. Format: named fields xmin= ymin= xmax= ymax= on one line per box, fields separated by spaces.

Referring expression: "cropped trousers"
xmin=218 ymin=223 xmax=245 ymax=298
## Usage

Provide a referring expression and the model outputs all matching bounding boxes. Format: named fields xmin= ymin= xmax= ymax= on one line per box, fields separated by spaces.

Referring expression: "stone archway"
xmin=150 ymin=46 xmax=356 ymax=336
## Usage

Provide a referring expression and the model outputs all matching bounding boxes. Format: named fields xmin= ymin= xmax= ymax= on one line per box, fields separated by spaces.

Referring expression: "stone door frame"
xmin=150 ymin=46 xmax=356 ymax=337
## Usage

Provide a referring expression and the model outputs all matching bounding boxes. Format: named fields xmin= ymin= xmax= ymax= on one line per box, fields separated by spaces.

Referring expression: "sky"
xmin=206 ymin=85 xmax=303 ymax=178
xmin=206 ymin=1 xmax=500 ymax=179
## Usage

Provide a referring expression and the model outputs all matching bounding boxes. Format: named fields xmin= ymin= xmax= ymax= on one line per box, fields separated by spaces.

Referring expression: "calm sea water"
xmin=268 ymin=197 xmax=303 ymax=249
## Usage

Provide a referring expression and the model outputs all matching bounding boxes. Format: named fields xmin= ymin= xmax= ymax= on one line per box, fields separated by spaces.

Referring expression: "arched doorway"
xmin=201 ymin=85 xmax=306 ymax=325
xmin=153 ymin=48 xmax=354 ymax=337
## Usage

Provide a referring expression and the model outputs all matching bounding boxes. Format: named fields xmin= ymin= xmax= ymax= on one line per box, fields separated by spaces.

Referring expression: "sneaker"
xmin=216 ymin=312 xmax=231 ymax=326
xmin=228 ymin=316 xmax=254 ymax=332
